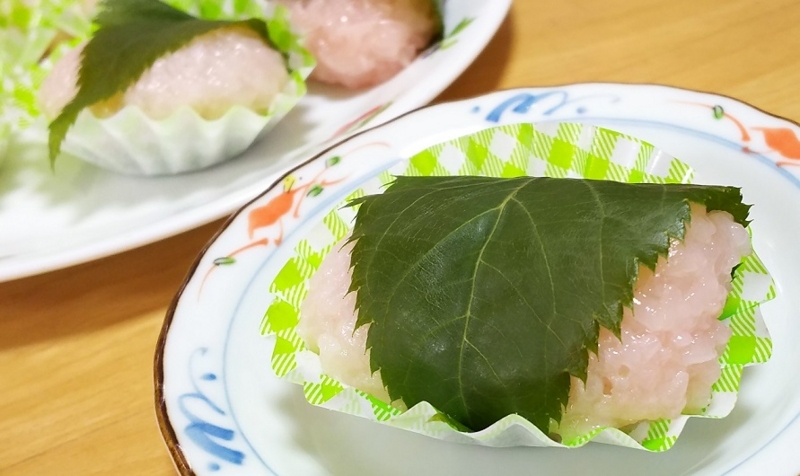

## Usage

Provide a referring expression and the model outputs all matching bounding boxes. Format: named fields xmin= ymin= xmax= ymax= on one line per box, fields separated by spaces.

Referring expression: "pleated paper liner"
xmin=261 ymin=122 xmax=775 ymax=451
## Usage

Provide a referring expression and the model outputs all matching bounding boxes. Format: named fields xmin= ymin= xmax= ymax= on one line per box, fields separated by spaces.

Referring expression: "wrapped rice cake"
xmin=279 ymin=0 xmax=442 ymax=89
xmin=300 ymin=180 xmax=750 ymax=439
xmin=39 ymin=0 xmax=313 ymax=175
xmin=263 ymin=123 xmax=774 ymax=450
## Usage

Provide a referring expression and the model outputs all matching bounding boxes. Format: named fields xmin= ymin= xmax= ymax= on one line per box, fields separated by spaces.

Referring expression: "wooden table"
xmin=2 ymin=0 xmax=800 ymax=474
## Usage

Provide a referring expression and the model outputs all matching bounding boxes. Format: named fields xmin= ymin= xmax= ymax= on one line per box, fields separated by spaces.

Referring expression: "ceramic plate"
xmin=0 ymin=0 xmax=510 ymax=282
xmin=156 ymin=84 xmax=800 ymax=476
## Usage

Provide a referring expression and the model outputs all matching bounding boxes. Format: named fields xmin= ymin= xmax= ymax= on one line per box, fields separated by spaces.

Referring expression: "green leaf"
xmin=48 ymin=0 xmax=276 ymax=166
xmin=213 ymin=257 xmax=236 ymax=266
xmin=439 ymin=18 xmax=474 ymax=51
xmin=307 ymin=185 xmax=324 ymax=197
xmin=448 ymin=18 xmax=473 ymax=38
xmin=431 ymin=0 xmax=445 ymax=41
xmin=348 ymin=176 xmax=749 ymax=433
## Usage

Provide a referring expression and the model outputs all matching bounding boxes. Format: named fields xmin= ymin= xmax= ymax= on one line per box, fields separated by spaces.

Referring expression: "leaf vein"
xmin=457 ymin=181 xmax=530 ymax=412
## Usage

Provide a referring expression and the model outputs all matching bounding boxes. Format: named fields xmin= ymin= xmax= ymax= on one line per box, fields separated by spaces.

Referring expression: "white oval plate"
xmin=156 ymin=84 xmax=800 ymax=476
xmin=0 ymin=0 xmax=510 ymax=282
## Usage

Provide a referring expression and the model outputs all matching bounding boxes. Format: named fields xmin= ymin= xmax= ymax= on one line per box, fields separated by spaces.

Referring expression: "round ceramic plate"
xmin=0 ymin=0 xmax=510 ymax=282
xmin=156 ymin=84 xmax=800 ymax=476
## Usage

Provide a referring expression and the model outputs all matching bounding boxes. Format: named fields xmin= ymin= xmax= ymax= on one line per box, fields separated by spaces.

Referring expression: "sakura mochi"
xmin=38 ymin=0 xmax=313 ymax=175
xmin=298 ymin=203 xmax=752 ymax=439
xmin=264 ymin=123 xmax=774 ymax=451
xmin=281 ymin=0 xmax=441 ymax=89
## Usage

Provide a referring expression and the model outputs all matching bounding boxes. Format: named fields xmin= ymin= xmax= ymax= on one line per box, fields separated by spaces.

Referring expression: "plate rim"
xmin=154 ymin=82 xmax=800 ymax=475
xmin=153 ymin=119 xmax=398 ymax=476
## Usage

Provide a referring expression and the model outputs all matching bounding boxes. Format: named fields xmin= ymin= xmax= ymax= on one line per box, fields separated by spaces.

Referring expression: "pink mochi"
xmin=40 ymin=26 xmax=289 ymax=120
xmin=281 ymin=0 xmax=440 ymax=89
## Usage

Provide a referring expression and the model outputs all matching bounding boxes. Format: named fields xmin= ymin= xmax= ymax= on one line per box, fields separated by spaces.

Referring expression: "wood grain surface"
xmin=2 ymin=0 xmax=800 ymax=474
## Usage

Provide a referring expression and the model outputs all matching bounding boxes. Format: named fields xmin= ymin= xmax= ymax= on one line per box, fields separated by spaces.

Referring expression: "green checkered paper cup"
xmin=1 ymin=0 xmax=88 ymax=162
xmin=3 ymin=0 xmax=315 ymax=175
xmin=261 ymin=122 xmax=775 ymax=451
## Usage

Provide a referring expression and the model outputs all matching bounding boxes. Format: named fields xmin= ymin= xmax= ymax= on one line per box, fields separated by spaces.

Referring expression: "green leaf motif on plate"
xmin=348 ymin=175 xmax=749 ymax=432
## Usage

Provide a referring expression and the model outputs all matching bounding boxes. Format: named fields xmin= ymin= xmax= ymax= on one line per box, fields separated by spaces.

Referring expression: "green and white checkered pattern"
xmin=1 ymin=0 xmax=86 ymax=154
xmin=261 ymin=122 xmax=775 ymax=451
xmin=404 ymin=122 xmax=693 ymax=183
